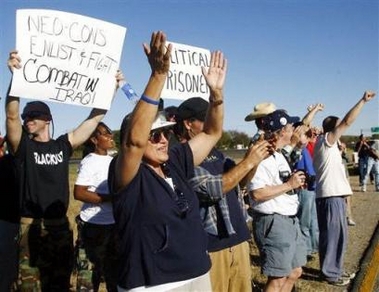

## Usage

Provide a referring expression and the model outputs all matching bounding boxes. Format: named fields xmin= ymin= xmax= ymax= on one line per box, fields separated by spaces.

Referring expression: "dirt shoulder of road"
xmin=249 ymin=174 xmax=379 ymax=292
xmin=67 ymin=163 xmax=378 ymax=292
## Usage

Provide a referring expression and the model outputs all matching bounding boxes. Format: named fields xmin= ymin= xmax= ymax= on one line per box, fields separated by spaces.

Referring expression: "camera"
xmin=296 ymin=169 xmax=316 ymax=190
xmin=279 ymin=169 xmax=316 ymax=191
xmin=279 ymin=170 xmax=291 ymax=183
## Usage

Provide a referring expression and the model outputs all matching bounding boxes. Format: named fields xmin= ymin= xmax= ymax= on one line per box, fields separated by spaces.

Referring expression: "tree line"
xmin=71 ymin=131 xmax=379 ymax=159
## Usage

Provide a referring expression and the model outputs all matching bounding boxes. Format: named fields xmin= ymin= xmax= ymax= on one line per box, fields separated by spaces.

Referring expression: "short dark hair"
xmin=21 ymin=101 xmax=52 ymax=121
xmin=322 ymin=116 xmax=339 ymax=133
xmin=82 ymin=122 xmax=111 ymax=158
xmin=177 ymin=97 xmax=209 ymax=122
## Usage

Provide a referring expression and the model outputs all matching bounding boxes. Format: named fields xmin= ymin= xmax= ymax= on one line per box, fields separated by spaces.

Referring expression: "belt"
xmin=274 ymin=213 xmax=297 ymax=219
xmin=20 ymin=216 xmax=68 ymax=226
xmin=253 ymin=212 xmax=297 ymax=219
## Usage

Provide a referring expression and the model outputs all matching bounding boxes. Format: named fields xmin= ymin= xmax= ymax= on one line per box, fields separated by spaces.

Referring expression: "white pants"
xmin=118 ymin=272 xmax=211 ymax=292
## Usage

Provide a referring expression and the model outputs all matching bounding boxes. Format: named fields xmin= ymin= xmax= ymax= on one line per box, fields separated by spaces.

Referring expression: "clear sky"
xmin=1 ymin=0 xmax=378 ymax=138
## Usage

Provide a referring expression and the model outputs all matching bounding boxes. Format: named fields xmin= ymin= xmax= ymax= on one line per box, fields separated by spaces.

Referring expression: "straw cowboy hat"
xmin=244 ymin=102 xmax=276 ymax=121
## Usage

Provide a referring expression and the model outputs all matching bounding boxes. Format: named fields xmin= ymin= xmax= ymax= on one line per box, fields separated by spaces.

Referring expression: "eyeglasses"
xmin=149 ymin=128 xmax=171 ymax=143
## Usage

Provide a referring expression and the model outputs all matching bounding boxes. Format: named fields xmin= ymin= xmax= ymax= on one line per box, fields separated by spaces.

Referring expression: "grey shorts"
xmin=253 ymin=213 xmax=307 ymax=277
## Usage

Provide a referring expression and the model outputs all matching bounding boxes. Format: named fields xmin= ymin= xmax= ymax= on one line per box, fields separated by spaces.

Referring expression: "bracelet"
xmin=209 ymin=97 xmax=223 ymax=106
xmin=140 ymin=94 xmax=160 ymax=105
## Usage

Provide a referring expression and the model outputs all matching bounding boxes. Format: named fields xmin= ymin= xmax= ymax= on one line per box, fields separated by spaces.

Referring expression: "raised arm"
xmin=68 ymin=108 xmax=107 ymax=149
xmin=190 ymin=141 xmax=269 ymax=201
xmin=114 ymin=31 xmax=171 ymax=192
xmin=327 ymin=91 xmax=376 ymax=145
xmin=5 ymin=50 xmax=23 ymax=154
xmin=302 ymin=103 xmax=324 ymax=126
xmin=68 ymin=70 xmax=124 ymax=149
xmin=233 ymin=140 xmax=271 ymax=190
xmin=189 ymin=51 xmax=227 ymax=166
xmin=280 ymin=104 xmax=324 ymax=161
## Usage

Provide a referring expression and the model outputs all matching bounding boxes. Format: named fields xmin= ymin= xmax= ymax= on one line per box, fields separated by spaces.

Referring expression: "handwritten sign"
xmin=161 ymin=42 xmax=210 ymax=101
xmin=10 ymin=9 xmax=126 ymax=110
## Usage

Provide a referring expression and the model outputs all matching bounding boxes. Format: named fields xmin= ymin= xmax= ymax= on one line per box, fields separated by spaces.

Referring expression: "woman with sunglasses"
xmin=109 ymin=31 xmax=227 ymax=291
xmin=73 ymin=122 xmax=118 ymax=291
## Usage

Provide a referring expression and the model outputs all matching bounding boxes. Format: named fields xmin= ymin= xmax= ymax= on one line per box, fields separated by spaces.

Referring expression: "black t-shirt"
xmin=355 ymin=141 xmax=371 ymax=159
xmin=15 ymin=131 xmax=73 ymax=219
xmin=0 ymin=154 xmax=20 ymax=223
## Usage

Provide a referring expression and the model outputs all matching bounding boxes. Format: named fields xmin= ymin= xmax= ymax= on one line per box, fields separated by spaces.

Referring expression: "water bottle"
xmin=120 ymin=82 xmax=140 ymax=104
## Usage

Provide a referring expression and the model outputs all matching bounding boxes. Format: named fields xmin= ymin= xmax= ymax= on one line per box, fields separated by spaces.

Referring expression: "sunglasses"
xmin=21 ymin=111 xmax=50 ymax=121
xmin=148 ymin=128 xmax=171 ymax=143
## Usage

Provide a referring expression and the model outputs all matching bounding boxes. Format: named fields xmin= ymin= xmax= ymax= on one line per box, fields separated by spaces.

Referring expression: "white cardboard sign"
xmin=10 ymin=9 xmax=126 ymax=110
xmin=161 ymin=42 xmax=211 ymax=101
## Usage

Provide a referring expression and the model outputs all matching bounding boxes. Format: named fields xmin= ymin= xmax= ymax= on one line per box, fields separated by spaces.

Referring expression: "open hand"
xmin=201 ymin=51 xmax=227 ymax=93
xmin=143 ymin=31 xmax=172 ymax=75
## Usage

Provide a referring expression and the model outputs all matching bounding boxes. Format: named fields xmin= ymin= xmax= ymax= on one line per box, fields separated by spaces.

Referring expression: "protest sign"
xmin=161 ymin=42 xmax=210 ymax=101
xmin=10 ymin=9 xmax=126 ymax=110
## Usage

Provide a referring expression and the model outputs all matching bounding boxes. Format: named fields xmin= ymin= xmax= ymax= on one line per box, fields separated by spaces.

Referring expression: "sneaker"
xmin=347 ymin=218 xmax=356 ymax=226
xmin=327 ymin=277 xmax=351 ymax=286
xmin=361 ymin=186 xmax=367 ymax=192
xmin=341 ymin=271 xmax=356 ymax=279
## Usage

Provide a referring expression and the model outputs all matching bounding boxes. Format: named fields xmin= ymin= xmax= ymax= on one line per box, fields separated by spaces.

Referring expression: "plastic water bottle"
xmin=120 ymin=82 xmax=140 ymax=104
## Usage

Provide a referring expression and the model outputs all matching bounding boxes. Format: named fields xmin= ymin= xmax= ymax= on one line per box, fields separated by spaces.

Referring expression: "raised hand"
xmin=201 ymin=51 xmax=227 ymax=92
xmin=245 ymin=140 xmax=271 ymax=166
xmin=115 ymin=69 xmax=125 ymax=90
xmin=7 ymin=50 xmax=21 ymax=73
xmin=307 ymin=103 xmax=324 ymax=112
xmin=143 ymin=31 xmax=172 ymax=75
xmin=363 ymin=90 xmax=376 ymax=102
xmin=291 ymin=124 xmax=308 ymax=147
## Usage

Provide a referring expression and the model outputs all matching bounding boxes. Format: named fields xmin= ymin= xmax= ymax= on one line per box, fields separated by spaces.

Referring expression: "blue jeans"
xmin=297 ymin=189 xmax=319 ymax=255
xmin=363 ymin=157 xmax=379 ymax=191
xmin=358 ymin=157 xmax=369 ymax=186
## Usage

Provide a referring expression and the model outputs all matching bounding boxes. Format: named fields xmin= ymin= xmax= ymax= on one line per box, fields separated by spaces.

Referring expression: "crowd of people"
xmin=0 ymin=30 xmax=377 ymax=292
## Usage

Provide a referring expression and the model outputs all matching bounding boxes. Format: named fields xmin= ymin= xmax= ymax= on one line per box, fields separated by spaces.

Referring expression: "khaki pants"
xmin=209 ymin=241 xmax=251 ymax=292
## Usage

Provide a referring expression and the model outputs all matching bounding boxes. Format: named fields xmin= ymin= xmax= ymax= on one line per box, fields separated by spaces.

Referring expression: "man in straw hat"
xmin=245 ymin=102 xmax=276 ymax=144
